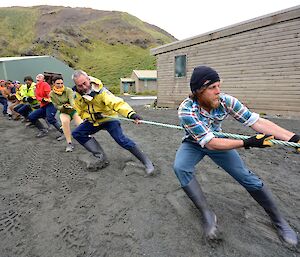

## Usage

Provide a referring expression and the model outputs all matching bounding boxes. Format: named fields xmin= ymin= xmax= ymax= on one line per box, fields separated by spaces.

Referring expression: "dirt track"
xmin=0 ymin=106 xmax=299 ymax=257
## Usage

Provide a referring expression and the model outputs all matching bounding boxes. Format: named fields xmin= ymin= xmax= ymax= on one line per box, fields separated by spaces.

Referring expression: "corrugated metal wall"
xmin=153 ymin=7 xmax=300 ymax=116
xmin=0 ymin=56 xmax=75 ymax=88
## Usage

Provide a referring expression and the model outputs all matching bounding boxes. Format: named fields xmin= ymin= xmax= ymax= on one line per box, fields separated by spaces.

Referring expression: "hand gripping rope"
xmin=102 ymin=115 xmax=300 ymax=148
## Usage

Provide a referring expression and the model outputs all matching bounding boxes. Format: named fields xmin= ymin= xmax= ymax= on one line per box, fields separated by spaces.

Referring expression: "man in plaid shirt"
xmin=173 ymin=65 xmax=299 ymax=246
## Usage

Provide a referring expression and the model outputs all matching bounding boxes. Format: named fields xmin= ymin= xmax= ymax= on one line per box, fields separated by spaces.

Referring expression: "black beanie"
xmin=190 ymin=66 xmax=220 ymax=92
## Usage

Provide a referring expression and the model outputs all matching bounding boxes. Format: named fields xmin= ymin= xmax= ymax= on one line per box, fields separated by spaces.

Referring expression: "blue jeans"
xmin=14 ymin=103 xmax=32 ymax=118
xmin=72 ymin=120 xmax=136 ymax=150
xmin=0 ymin=97 xmax=8 ymax=114
xmin=173 ymin=141 xmax=263 ymax=191
xmin=28 ymin=103 xmax=58 ymax=124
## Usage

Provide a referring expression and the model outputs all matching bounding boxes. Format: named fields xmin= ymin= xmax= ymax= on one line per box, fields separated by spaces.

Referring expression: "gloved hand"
xmin=93 ymin=112 xmax=103 ymax=120
xmin=8 ymin=94 xmax=17 ymax=101
xmin=129 ymin=113 xmax=142 ymax=121
xmin=61 ymin=103 xmax=74 ymax=114
xmin=243 ymin=134 xmax=274 ymax=149
xmin=63 ymin=103 xmax=73 ymax=109
xmin=27 ymin=96 xmax=34 ymax=103
xmin=288 ymin=134 xmax=300 ymax=153
xmin=89 ymin=91 xmax=99 ymax=97
xmin=129 ymin=113 xmax=142 ymax=124
xmin=41 ymin=98 xmax=50 ymax=103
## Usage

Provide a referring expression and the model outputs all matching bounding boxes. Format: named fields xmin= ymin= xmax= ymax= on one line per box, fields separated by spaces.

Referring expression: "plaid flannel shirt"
xmin=178 ymin=93 xmax=259 ymax=147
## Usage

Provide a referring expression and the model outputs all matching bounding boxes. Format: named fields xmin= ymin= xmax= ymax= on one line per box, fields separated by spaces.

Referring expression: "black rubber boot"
xmin=128 ymin=145 xmax=154 ymax=175
xmin=249 ymin=186 xmax=298 ymax=246
xmin=182 ymin=177 xmax=218 ymax=239
xmin=82 ymin=137 xmax=109 ymax=170
xmin=34 ymin=120 xmax=48 ymax=138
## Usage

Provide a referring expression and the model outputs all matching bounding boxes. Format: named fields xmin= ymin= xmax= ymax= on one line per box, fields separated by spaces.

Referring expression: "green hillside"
xmin=0 ymin=5 xmax=176 ymax=92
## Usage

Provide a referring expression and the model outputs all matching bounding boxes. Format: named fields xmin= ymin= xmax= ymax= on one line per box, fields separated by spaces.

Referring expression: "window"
xmin=175 ymin=55 xmax=186 ymax=77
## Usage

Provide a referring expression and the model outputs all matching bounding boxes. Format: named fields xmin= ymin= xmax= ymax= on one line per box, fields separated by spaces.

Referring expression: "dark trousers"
xmin=14 ymin=103 xmax=32 ymax=118
xmin=28 ymin=103 xmax=58 ymax=125
xmin=72 ymin=120 xmax=136 ymax=150
xmin=0 ymin=97 xmax=8 ymax=114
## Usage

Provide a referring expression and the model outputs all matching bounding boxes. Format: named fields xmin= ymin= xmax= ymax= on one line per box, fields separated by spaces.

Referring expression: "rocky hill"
xmin=0 ymin=5 xmax=176 ymax=90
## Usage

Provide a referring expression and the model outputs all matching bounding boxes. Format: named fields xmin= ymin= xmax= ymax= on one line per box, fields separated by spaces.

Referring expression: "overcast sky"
xmin=1 ymin=0 xmax=299 ymax=40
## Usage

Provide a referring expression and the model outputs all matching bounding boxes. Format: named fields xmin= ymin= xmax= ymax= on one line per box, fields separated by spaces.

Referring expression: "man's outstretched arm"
xmin=250 ymin=117 xmax=295 ymax=141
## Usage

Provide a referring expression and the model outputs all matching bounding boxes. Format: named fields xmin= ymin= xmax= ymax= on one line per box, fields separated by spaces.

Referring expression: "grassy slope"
xmin=68 ymin=41 xmax=156 ymax=91
xmin=0 ymin=7 xmax=174 ymax=93
xmin=121 ymin=12 xmax=173 ymax=44
xmin=0 ymin=8 xmax=38 ymax=55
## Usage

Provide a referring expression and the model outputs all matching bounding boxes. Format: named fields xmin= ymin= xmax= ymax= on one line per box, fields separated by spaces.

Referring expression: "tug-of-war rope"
xmin=103 ymin=115 xmax=300 ymax=148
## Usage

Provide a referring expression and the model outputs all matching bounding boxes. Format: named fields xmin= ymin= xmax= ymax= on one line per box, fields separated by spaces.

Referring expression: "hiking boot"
xmin=56 ymin=134 xmax=65 ymax=141
xmin=36 ymin=129 xmax=48 ymax=138
xmin=65 ymin=143 xmax=74 ymax=152
xmin=13 ymin=115 xmax=21 ymax=121
xmin=20 ymin=117 xmax=28 ymax=123
xmin=25 ymin=122 xmax=35 ymax=127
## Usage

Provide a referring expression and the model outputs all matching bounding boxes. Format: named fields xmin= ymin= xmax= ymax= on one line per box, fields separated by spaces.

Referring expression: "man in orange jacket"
xmin=0 ymin=79 xmax=8 ymax=116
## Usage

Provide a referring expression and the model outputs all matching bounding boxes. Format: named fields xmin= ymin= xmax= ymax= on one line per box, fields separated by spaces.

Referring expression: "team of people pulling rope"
xmin=0 ymin=66 xmax=299 ymax=246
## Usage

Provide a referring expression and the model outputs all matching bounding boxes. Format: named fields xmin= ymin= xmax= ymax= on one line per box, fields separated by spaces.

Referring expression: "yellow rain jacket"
xmin=19 ymin=82 xmax=36 ymax=98
xmin=74 ymin=77 xmax=136 ymax=126
xmin=15 ymin=86 xmax=23 ymax=101
xmin=19 ymin=82 xmax=39 ymax=107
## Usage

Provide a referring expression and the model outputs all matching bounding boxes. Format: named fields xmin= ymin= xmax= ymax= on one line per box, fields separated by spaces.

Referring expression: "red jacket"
xmin=35 ymin=81 xmax=51 ymax=107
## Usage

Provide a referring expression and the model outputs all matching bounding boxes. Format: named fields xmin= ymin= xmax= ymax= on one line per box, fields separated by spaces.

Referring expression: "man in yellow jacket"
xmin=72 ymin=70 xmax=154 ymax=175
xmin=13 ymin=76 xmax=39 ymax=120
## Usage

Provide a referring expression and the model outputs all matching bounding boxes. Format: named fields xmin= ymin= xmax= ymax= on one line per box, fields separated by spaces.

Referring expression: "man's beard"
xmin=85 ymin=88 xmax=92 ymax=95
xmin=77 ymin=87 xmax=91 ymax=95
xmin=210 ymin=97 xmax=220 ymax=109
xmin=201 ymin=97 xmax=220 ymax=110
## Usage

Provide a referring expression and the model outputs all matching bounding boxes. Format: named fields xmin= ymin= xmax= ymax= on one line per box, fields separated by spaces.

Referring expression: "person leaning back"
xmin=72 ymin=70 xmax=154 ymax=175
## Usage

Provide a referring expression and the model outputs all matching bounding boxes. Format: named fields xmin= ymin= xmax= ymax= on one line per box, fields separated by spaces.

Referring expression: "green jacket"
xmin=50 ymin=87 xmax=75 ymax=112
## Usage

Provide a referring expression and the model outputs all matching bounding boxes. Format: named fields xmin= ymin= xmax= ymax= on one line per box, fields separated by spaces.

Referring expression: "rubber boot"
xmin=249 ymin=186 xmax=298 ymax=246
xmin=182 ymin=177 xmax=218 ymax=239
xmin=34 ymin=119 xmax=48 ymax=138
xmin=52 ymin=121 xmax=65 ymax=141
xmin=82 ymin=137 xmax=109 ymax=170
xmin=52 ymin=121 xmax=63 ymax=133
xmin=45 ymin=119 xmax=52 ymax=129
xmin=128 ymin=145 xmax=154 ymax=175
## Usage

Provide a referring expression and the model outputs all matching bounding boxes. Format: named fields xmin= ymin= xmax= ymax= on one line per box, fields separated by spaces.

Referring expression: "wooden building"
xmin=151 ymin=6 xmax=300 ymax=116
xmin=120 ymin=70 xmax=157 ymax=94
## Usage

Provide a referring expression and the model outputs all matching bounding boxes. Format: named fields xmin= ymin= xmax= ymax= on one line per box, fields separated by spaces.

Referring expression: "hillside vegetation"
xmin=0 ymin=5 xmax=176 ymax=91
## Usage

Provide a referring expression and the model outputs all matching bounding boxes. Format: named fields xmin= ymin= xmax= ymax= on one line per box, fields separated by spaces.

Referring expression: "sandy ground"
xmin=0 ymin=105 xmax=299 ymax=257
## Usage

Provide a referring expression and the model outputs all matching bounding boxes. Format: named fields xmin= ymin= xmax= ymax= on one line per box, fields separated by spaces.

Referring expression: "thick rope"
xmin=103 ymin=115 xmax=300 ymax=148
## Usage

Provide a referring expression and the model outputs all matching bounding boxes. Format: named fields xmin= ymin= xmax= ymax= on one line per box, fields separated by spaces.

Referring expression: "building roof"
xmin=120 ymin=78 xmax=135 ymax=83
xmin=132 ymin=70 xmax=157 ymax=80
xmin=0 ymin=55 xmax=74 ymax=88
xmin=0 ymin=56 xmax=50 ymax=62
xmin=151 ymin=5 xmax=300 ymax=55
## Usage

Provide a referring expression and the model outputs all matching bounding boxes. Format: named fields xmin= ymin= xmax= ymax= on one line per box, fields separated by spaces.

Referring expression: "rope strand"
xmin=102 ymin=115 xmax=300 ymax=148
